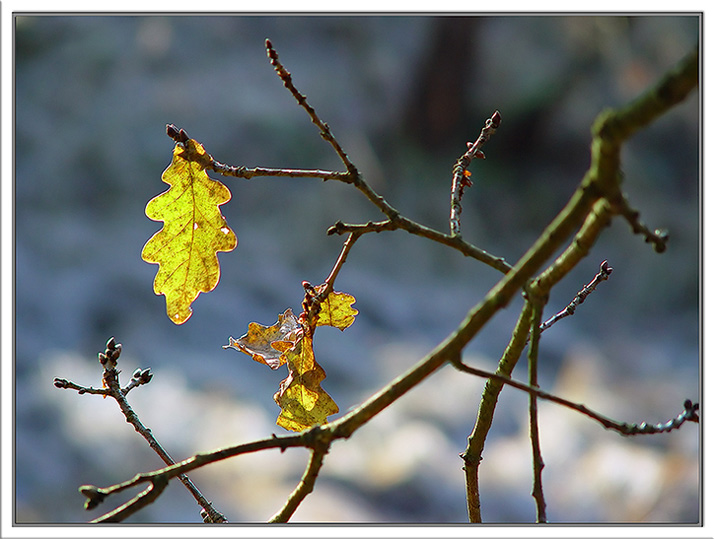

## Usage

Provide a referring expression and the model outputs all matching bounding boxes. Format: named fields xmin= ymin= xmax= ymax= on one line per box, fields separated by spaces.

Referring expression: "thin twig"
xmin=265 ymin=39 xmax=359 ymax=177
xmin=327 ymin=219 xmax=396 ymax=236
xmin=610 ymin=191 xmax=670 ymax=253
xmin=538 ymin=260 xmax=613 ymax=335
xmin=328 ymin=218 xmax=513 ymax=275
xmin=527 ymin=299 xmax=548 ymax=523
xmin=88 ymin=477 xmax=169 ymax=523
xmin=82 ymin=426 xmax=324 ymax=522
xmin=323 ymin=232 xmax=360 ymax=294
xmin=212 ymin=163 xmax=353 ymax=182
xmin=589 ymin=45 xmax=697 ymax=247
xmin=450 ymin=359 xmax=699 ymax=436
xmin=269 ymin=446 xmax=329 ymax=522
xmin=263 ymin=40 xmax=511 ymax=275
xmin=53 ymin=378 xmax=110 ymax=396
xmin=58 ymin=338 xmax=227 ymax=523
xmin=450 ymin=110 xmax=501 ymax=237
xmin=166 ymin=123 xmax=352 ymax=182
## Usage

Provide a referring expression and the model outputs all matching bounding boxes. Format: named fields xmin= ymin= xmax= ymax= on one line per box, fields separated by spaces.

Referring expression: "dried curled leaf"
xmin=141 ymin=139 xmax=237 ymax=324
xmin=224 ymin=290 xmax=357 ymax=431
xmin=274 ymin=331 xmax=339 ymax=432
xmin=223 ymin=309 xmax=301 ymax=370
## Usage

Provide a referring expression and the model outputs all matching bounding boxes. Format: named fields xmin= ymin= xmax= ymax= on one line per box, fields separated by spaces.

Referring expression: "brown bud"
xmin=490 ymin=110 xmax=502 ymax=128
xmin=166 ymin=123 xmax=180 ymax=139
xmin=79 ymin=484 xmax=106 ymax=511
xmin=139 ymin=368 xmax=153 ymax=384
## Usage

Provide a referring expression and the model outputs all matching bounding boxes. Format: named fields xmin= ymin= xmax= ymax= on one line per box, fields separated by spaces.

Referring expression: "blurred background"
xmin=14 ymin=15 xmax=700 ymax=524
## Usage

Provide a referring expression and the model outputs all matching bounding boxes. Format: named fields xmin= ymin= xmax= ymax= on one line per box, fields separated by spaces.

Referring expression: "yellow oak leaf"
xmin=141 ymin=139 xmax=237 ymax=324
xmin=315 ymin=291 xmax=358 ymax=331
xmin=223 ymin=309 xmax=301 ymax=370
xmin=274 ymin=331 xmax=339 ymax=432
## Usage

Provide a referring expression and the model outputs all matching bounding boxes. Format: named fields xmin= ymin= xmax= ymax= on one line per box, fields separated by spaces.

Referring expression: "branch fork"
xmin=56 ymin=41 xmax=698 ymax=524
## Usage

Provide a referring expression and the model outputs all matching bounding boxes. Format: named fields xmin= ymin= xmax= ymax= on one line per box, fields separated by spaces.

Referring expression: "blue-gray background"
xmin=15 ymin=15 xmax=700 ymax=524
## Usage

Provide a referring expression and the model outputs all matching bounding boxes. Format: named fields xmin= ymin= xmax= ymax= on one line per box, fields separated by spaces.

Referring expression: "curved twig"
xmin=450 ymin=359 xmax=698 ymax=437
xmin=269 ymin=444 xmax=329 ymax=522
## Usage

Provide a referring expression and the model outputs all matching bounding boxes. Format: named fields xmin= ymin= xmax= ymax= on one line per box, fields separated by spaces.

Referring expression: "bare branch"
xmin=262 ymin=41 xmax=511 ymax=275
xmin=450 ymin=110 xmax=501 ymax=237
xmin=462 ymin=300 xmax=533 ymax=522
xmin=265 ymin=39 xmax=359 ymax=177
xmin=451 ymin=359 xmax=698 ymax=437
xmin=269 ymin=446 xmax=328 ymax=523
xmin=323 ymin=232 xmax=360 ymax=294
xmin=588 ymin=46 xmax=697 ymax=248
xmin=610 ymin=190 xmax=670 ymax=253
xmin=328 ymin=217 xmax=513 ymax=274
xmin=57 ymin=337 xmax=227 ymax=523
xmin=527 ymin=299 xmax=548 ymax=523
xmin=538 ymin=260 xmax=613 ymax=334
xmin=82 ymin=427 xmax=325 ymax=522
xmin=72 ymin=43 xmax=697 ymax=525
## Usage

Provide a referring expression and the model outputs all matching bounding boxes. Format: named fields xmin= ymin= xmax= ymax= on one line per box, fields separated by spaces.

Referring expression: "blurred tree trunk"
xmin=402 ymin=17 xmax=479 ymax=150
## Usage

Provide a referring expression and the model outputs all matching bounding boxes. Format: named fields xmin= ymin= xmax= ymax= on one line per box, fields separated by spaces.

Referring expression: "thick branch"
xmin=462 ymin=300 xmax=533 ymax=522
xmin=588 ymin=45 xmax=698 ymax=245
xmin=102 ymin=44 xmax=697 ymax=524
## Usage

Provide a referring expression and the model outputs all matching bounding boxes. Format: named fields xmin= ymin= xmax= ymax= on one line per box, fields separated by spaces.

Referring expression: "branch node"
xmin=79 ymin=484 xmax=107 ymax=511
xmin=166 ymin=123 xmax=189 ymax=144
